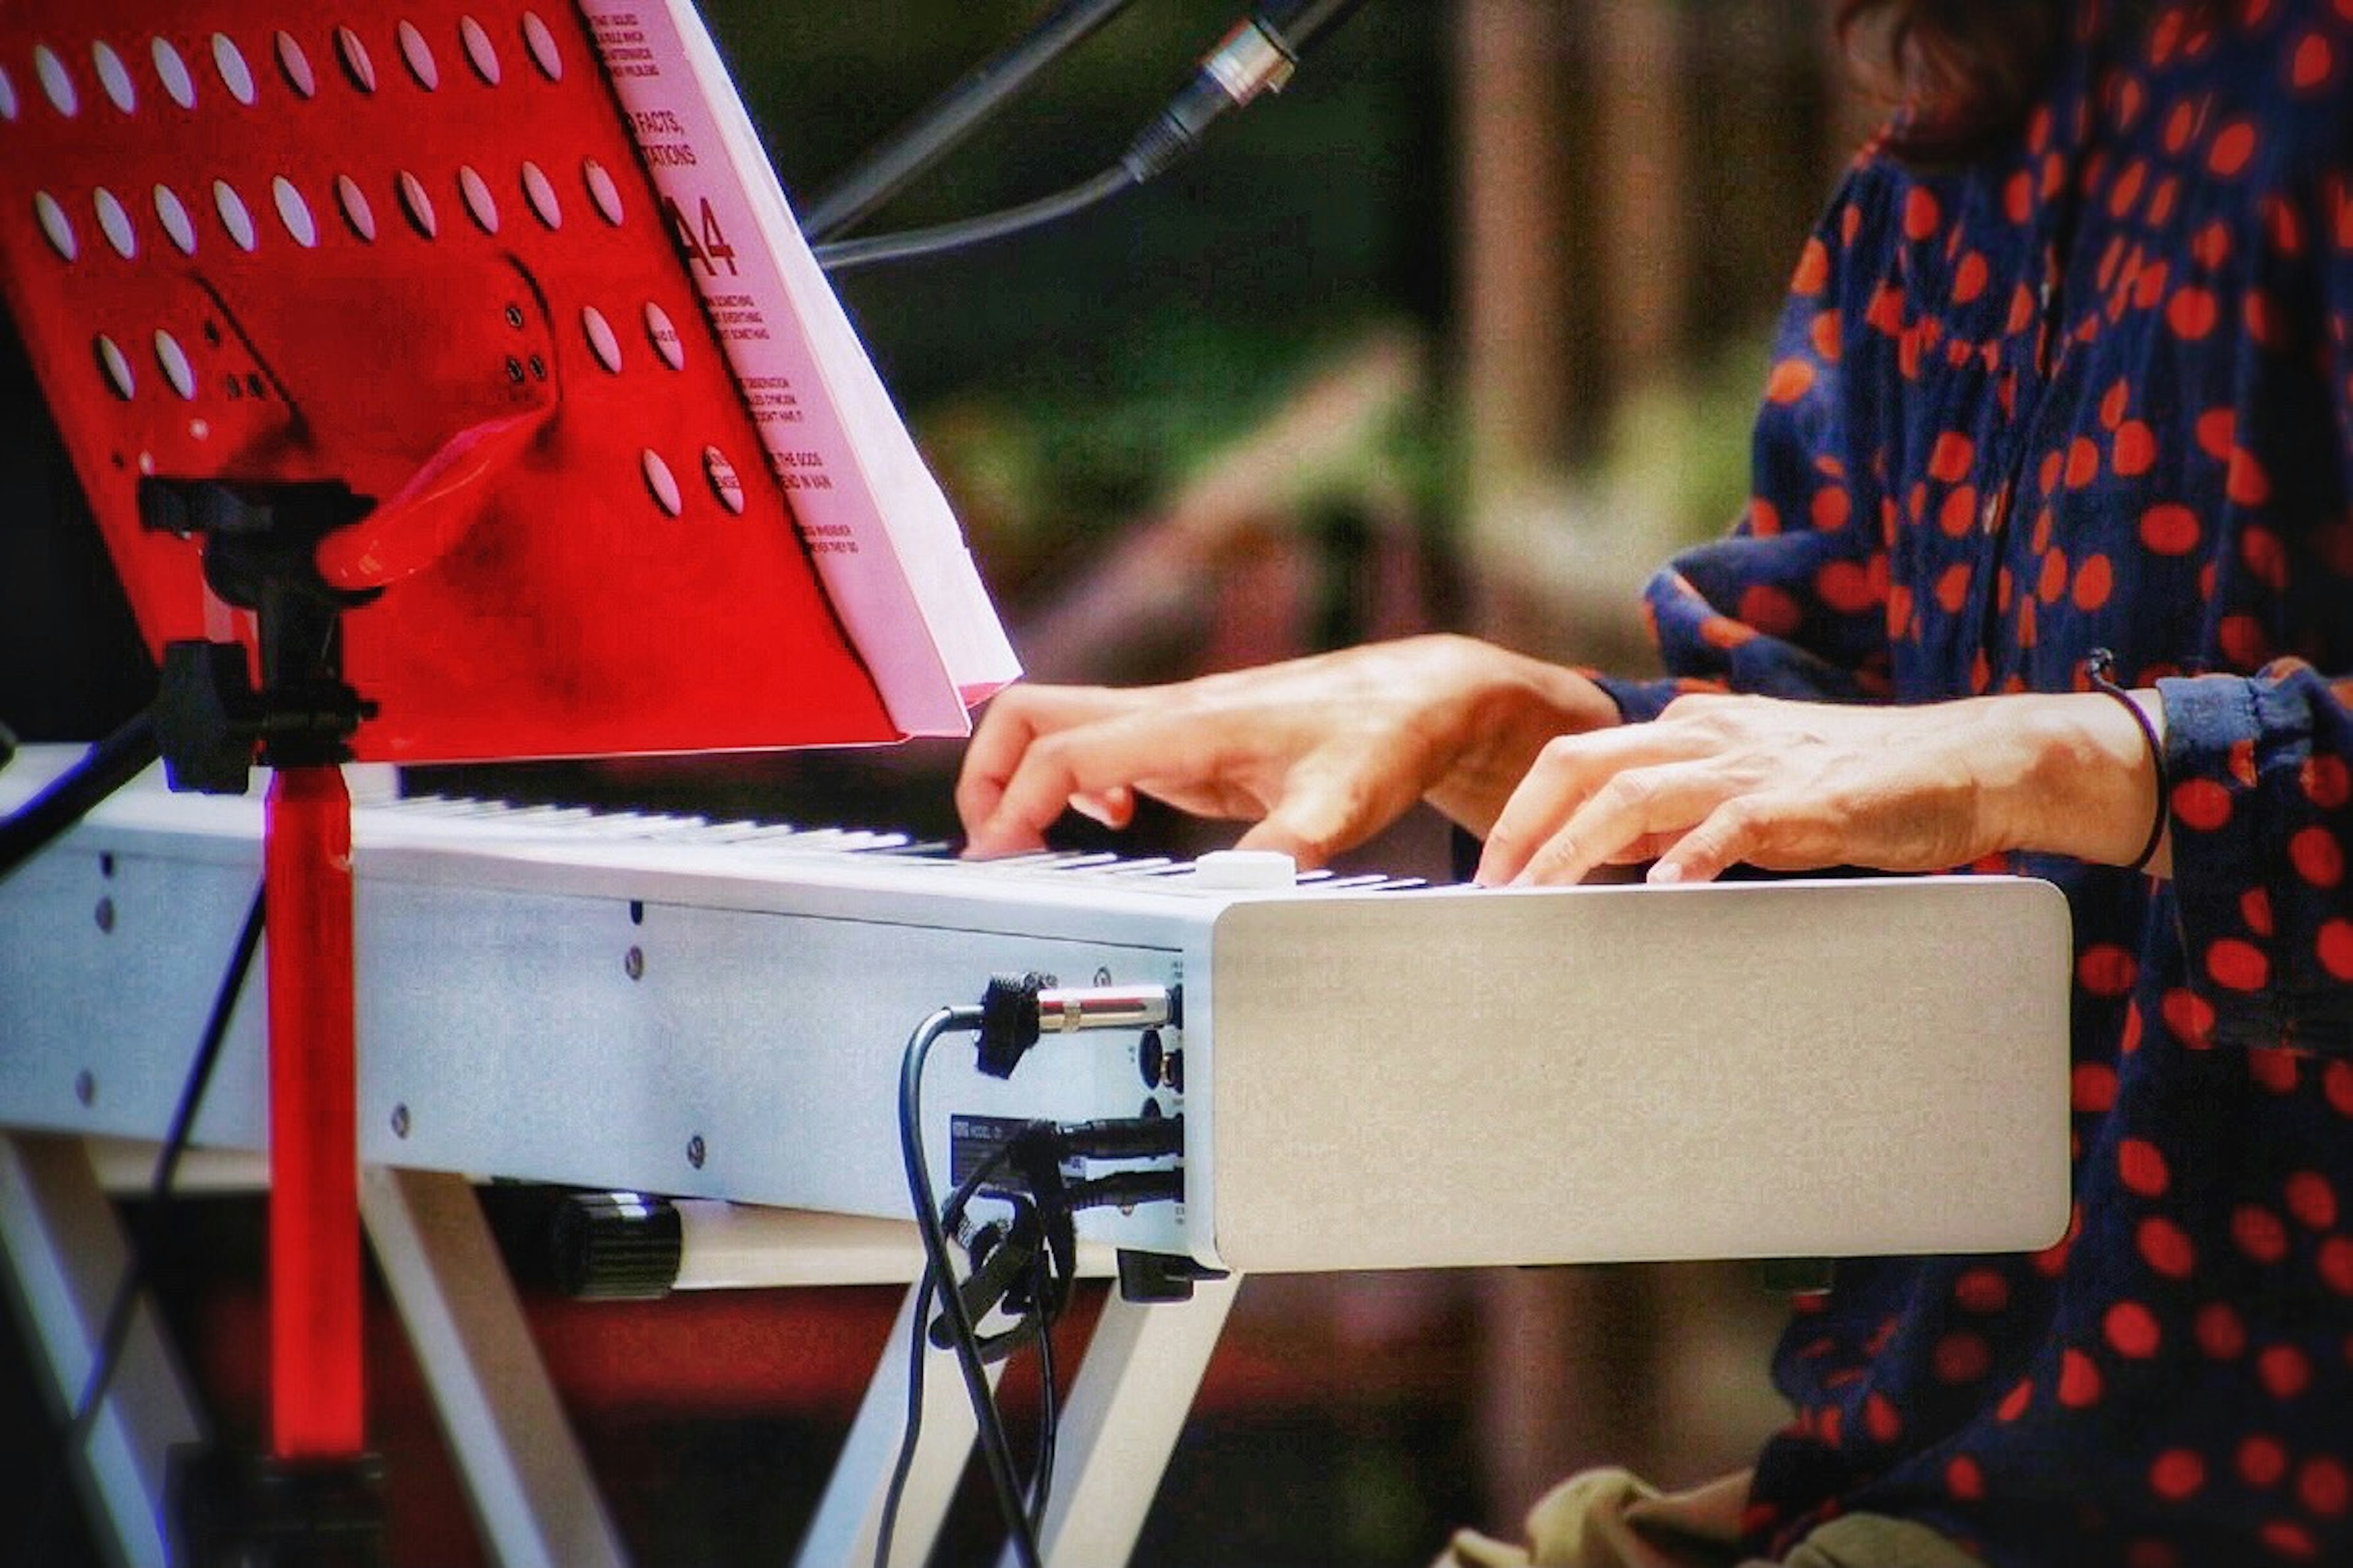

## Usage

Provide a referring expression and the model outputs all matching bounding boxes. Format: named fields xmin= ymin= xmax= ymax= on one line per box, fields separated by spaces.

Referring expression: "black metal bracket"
xmin=137 ymin=478 xmax=381 ymax=792
xmin=1113 ymin=1249 xmax=1229 ymax=1305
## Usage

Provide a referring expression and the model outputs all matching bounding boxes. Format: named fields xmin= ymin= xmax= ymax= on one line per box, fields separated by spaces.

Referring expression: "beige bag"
xmin=1435 ymin=1466 xmax=1982 ymax=1568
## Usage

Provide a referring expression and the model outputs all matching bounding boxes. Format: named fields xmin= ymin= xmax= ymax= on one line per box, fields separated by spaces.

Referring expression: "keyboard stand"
xmin=1 ymin=1130 xmax=1240 ymax=1568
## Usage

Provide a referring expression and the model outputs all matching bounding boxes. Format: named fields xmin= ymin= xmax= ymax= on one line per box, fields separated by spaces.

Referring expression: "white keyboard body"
xmin=0 ymin=746 xmax=2075 ymax=1273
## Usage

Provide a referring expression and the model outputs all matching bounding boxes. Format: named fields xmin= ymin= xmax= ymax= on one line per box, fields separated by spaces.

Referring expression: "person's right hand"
xmin=954 ymin=634 xmax=1621 ymax=866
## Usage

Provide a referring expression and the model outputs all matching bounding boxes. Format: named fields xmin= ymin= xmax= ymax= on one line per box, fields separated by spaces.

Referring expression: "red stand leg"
xmin=263 ymin=763 xmax=364 ymax=1461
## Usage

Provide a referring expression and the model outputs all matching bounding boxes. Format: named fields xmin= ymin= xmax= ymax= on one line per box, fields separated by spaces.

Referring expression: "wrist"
xmin=1984 ymin=691 xmax=2167 ymax=869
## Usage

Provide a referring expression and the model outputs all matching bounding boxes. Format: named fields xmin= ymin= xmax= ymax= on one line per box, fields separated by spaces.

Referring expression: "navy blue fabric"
xmin=1596 ymin=3 xmax=2353 ymax=1561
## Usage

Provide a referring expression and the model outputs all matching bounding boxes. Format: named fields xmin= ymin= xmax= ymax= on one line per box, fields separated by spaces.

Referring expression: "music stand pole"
xmin=264 ymin=765 xmax=364 ymax=1465
xmin=146 ymin=483 xmax=384 ymax=1564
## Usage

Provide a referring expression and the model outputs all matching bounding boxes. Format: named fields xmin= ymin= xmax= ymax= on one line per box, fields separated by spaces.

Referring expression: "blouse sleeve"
xmin=1598 ymin=165 xmax=1902 ymax=725
xmin=2151 ymin=143 xmax=2353 ymax=1057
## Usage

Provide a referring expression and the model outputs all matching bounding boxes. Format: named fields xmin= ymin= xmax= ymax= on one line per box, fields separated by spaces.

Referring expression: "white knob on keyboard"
xmin=1190 ymin=849 xmax=1297 ymax=888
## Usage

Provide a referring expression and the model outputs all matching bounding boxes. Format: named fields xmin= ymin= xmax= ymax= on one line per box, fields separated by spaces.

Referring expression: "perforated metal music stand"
xmin=0 ymin=6 xmax=901 ymax=1556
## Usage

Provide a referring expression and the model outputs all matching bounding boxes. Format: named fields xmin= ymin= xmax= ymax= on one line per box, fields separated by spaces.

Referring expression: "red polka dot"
xmin=2134 ymin=257 xmax=2171 ymax=310
xmin=2234 ymin=1204 xmax=2290 ymax=1265
xmin=1953 ymin=252 xmax=1989 ymax=304
xmin=1933 ymin=1330 xmax=1992 ymax=1384
xmin=2137 ymin=1216 xmax=2196 ymax=1279
xmin=2172 ymin=778 xmax=2234 ymax=832
xmin=2113 ymin=421 xmax=2157 ymax=476
xmin=2150 ymin=1448 xmax=2207 ymax=1501
xmin=2319 ymin=919 xmax=2353 ymax=981
xmin=2119 ymin=1137 xmax=2171 ymax=1197
xmin=2208 ymin=122 xmax=2256 ymax=177
xmin=2326 ymin=1060 xmax=2353 ymax=1117
xmin=1997 ymin=1378 xmax=2034 ymax=1421
xmin=2303 ymin=757 xmax=2351 ymax=809
xmin=2078 ymin=943 xmax=2139 ymax=997
xmin=1811 ymin=311 xmax=1841 ymax=362
xmin=2262 ymin=1521 xmax=2321 ymax=1561
xmin=2072 ymin=1061 xmax=2118 ymax=1113
xmin=2196 ymin=408 xmax=2235 ymax=460
xmin=1934 ymin=564 xmax=1973 ymax=615
xmin=1863 ymin=1391 xmax=1901 ymax=1442
xmin=1792 ymin=237 xmax=1831 ymax=294
xmin=2294 ymin=32 xmax=2336 ymax=90
xmin=1736 ymin=584 xmax=1802 ymax=640
xmin=2162 ymin=989 xmax=2218 ymax=1050
xmin=2219 ymin=614 xmax=2272 ymax=669
xmin=2241 ymin=526 xmax=2289 ymax=589
xmin=2265 ymin=192 xmax=2309 ymax=256
xmin=2248 ymin=1043 xmax=2298 ymax=1093
xmin=1945 ymin=1454 xmax=1985 ymax=1501
xmin=1904 ymin=187 xmax=1942 ymax=241
xmin=2241 ymin=1434 xmax=2290 ymax=1487
xmin=1766 ymin=358 xmax=1815 ymax=404
xmin=2286 ymin=827 xmax=2344 ymax=889
xmin=1929 ymin=431 xmax=1975 ymax=483
xmin=2163 ymin=100 xmax=2197 ymax=152
xmin=2098 ymin=379 xmax=2129 ymax=428
xmin=2167 ymin=287 xmax=2220 ymax=339
xmin=2298 ymin=1456 xmax=2350 ymax=1516
xmin=1867 ymin=284 xmax=1906 ymax=336
xmin=2317 ymin=1236 xmax=2353 ymax=1295
xmin=2286 ymin=1172 xmax=2339 ymax=1229
xmin=2058 ymin=1347 xmax=2104 ymax=1406
xmin=2258 ymin=1343 xmax=2312 ymax=1399
xmin=1953 ymin=1267 xmax=2012 ymax=1314
xmin=2107 ymin=160 xmax=2148 ymax=221
xmin=2073 ymin=554 xmax=2114 ymax=612
xmin=2207 ymin=937 xmax=2269 ymax=991
xmin=2003 ymin=170 xmax=2034 ymax=224
xmin=1811 ymin=487 xmax=1852 ymax=532
xmin=2037 ymin=550 xmax=2071 ymax=604
xmin=2139 ymin=504 xmax=2201 ymax=555
xmin=2107 ymin=1300 xmax=2162 ymax=1358
xmin=2228 ymin=447 xmax=2273 ymax=506
xmin=2197 ymin=1301 xmax=2248 ymax=1359
xmin=1938 ymin=486 xmax=1980 ymax=537
xmin=2066 ymin=436 xmax=2102 ymax=488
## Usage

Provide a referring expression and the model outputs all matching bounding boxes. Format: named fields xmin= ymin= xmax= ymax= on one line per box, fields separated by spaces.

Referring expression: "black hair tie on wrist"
xmin=2086 ymin=648 xmax=2167 ymax=873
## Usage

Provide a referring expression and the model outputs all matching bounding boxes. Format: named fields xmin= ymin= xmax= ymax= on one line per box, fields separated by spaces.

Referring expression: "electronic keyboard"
xmin=0 ymin=745 xmax=2074 ymax=1273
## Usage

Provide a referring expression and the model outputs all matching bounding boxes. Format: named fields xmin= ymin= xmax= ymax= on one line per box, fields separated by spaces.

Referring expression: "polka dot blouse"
xmin=1594 ymin=1 xmax=2353 ymax=1562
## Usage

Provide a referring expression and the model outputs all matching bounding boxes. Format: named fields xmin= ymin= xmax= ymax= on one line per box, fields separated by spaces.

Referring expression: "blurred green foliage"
xmin=694 ymin=0 xmax=1456 ymax=584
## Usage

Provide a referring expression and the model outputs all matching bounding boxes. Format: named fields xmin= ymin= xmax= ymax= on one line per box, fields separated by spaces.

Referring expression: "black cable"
xmin=15 ymin=883 xmax=265 ymax=1568
xmin=814 ymin=163 xmax=1136 ymax=274
xmin=897 ymin=1005 xmax=1043 ymax=1568
xmin=879 ymin=1089 xmax=1181 ymax=1561
xmin=0 ymin=710 xmax=159 ymax=883
xmin=802 ymin=0 xmax=1138 ymax=243
xmin=876 ymin=1131 xmax=1027 ymax=1568
xmin=1027 ymin=1243 xmax=1059 ymax=1534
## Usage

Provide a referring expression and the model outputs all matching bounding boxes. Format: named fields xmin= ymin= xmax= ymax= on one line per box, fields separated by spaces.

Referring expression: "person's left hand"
xmin=1472 ymin=690 xmax=2163 ymax=886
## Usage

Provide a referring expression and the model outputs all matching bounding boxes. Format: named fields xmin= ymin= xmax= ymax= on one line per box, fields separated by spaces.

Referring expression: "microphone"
xmin=813 ymin=0 xmax=1375 ymax=272
xmin=1123 ymin=0 xmax=1373 ymax=180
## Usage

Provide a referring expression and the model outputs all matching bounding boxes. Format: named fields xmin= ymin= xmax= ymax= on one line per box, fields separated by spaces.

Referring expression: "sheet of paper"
xmin=582 ymin=1 xmax=1019 ymax=735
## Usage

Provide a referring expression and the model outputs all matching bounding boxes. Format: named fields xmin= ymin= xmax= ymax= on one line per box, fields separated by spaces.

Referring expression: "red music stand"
xmin=0 ymin=4 xmax=907 ymax=1557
